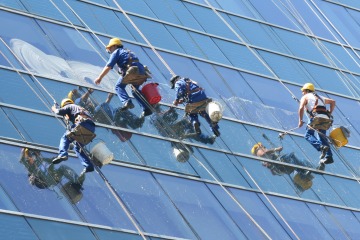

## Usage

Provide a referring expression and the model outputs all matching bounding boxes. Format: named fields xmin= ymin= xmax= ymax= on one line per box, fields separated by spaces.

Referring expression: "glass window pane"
xmin=190 ymin=149 xmax=251 ymax=187
xmin=20 ymin=0 xmax=82 ymax=25
xmin=155 ymin=174 xmax=247 ymax=239
xmin=0 ymin=213 xmax=37 ymax=240
xmin=213 ymin=186 xmax=291 ymax=239
xmin=264 ymin=195 xmax=334 ymax=239
xmin=0 ymin=0 xmax=26 ymax=11
xmin=65 ymin=1 xmax=141 ymax=42
xmin=0 ymin=69 xmax=49 ymax=111
xmin=132 ymin=17 xmax=184 ymax=53
xmin=0 ymin=144 xmax=83 ymax=220
xmin=94 ymin=228 xmax=142 ymax=240
xmin=185 ymin=3 xmax=237 ymax=40
xmin=327 ymin=207 xmax=360 ymax=238
xmin=313 ymin=0 xmax=360 ymax=48
xmin=0 ymin=143 xmax=137 ymax=230
xmin=27 ymin=218 xmax=96 ymax=240
xmin=307 ymin=203 xmax=353 ymax=239
xmin=331 ymin=0 xmax=360 ymax=8
xmin=213 ymin=39 xmax=272 ymax=76
xmin=0 ymin=108 xmax=23 ymax=140
xmin=102 ymin=165 xmax=197 ymax=239
xmin=148 ymin=0 xmax=203 ymax=30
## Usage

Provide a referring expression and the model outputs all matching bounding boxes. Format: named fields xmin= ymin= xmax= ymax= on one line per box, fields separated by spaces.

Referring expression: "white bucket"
xmin=173 ymin=148 xmax=190 ymax=162
xmin=206 ymin=101 xmax=223 ymax=122
xmin=90 ymin=141 xmax=114 ymax=165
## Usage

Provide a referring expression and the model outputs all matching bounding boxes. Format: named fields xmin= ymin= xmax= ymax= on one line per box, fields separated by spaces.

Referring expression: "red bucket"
xmin=141 ymin=83 xmax=161 ymax=104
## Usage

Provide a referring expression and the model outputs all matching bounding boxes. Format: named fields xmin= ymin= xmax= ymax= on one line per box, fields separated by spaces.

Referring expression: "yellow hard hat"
xmin=251 ymin=142 xmax=262 ymax=155
xmin=301 ymin=83 xmax=315 ymax=92
xmin=61 ymin=98 xmax=74 ymax=108
xmin=106 ymin=38 xmax=122 ymax=50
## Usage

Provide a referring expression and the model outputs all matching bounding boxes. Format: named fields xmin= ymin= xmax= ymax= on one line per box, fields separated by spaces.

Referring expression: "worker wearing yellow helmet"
xmin=51 ymin=98 xmax=96 ymax=176
xmin=298 ymin=83 xmax=336 ymax=170
xmin=94 ymin=37 xmax=153 ymax=118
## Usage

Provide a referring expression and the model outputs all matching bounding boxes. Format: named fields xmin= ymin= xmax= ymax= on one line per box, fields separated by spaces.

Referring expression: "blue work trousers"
xmin=305 ymin=124 xmax=332 ymax=157
xmin=189 ymin=111 xmax=219 ymax=134
xmin=58 ymin=120 xmax=95 ymax=172
xmin=281 ymin=153 xmax=312 ymax=168
xmin=115 ymin=79 xmax=149 ymax=111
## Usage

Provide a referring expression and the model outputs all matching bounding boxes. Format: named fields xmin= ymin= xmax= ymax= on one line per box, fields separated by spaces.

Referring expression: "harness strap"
xmin=126 ymin=50 xmax=139 ymax=69
xmin=185 ymin=78 xmax=203 ymax=98
xmin=310 ymin=93 xmax=331 ymax=118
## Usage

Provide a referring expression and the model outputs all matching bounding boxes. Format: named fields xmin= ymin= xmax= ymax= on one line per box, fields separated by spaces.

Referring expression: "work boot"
xmin=140 ymin=108 xmax=152 ymax=118
xmin=193 ymin=122 xmax=201 ymax=135
xmin=121 ymin=101 xmax=134 ymax=111
xmin=323 ymin=156 xmax=334 ymax=164
xmin=319 ymin=145 xmax=329 ymax=159
xmin=316 ymin=160 xmax=326 ymax=171
xmin=52 ymin=155 xmax=68 ymax=164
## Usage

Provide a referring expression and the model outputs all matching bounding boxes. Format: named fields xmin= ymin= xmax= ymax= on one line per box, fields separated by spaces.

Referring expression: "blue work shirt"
xmin=174 ymin=78 xmax=207 ymax=103
xmin=54 ymin=104 xmax=91 ymax=124
xmin=106 ymin=47 xmax=145 ymax=75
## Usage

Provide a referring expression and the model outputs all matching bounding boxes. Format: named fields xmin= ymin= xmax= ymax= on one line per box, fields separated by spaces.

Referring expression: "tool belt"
xmin=309 ymin=109 xmax=333 ymax=131
xmin=185 ymin=98 xmax=212 ymax=114
xmin=66 ymin=122 xmax=96 ymax=145
xmin=309 ymin=117 xmax=333 ymax=131
xmin=308 ymin=95 xmax=333 ymax=130
xmin=121 ymin=66 xmax=150 ymax=85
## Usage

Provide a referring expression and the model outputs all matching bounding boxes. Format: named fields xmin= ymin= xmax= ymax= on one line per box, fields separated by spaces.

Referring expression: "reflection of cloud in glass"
xmin=10 ymin=38 xmax=116 ymax=91
xmin=227 ymin=96 xmax=297 ymax=129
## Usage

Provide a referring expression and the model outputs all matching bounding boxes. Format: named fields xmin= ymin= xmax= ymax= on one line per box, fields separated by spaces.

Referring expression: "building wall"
xmin=0 ymin=0 xmax=360 ymax=239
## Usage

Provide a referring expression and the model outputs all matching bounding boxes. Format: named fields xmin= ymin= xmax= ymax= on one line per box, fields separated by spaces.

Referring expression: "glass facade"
xmin=0 ymin=0 xmax=359 ymax=239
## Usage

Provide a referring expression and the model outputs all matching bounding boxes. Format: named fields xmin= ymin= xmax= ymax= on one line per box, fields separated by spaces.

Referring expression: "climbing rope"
xmin=268 ymin=0 xmax=360 ymax=183
xmin=52 ymin=0 xmax=274 ymax=237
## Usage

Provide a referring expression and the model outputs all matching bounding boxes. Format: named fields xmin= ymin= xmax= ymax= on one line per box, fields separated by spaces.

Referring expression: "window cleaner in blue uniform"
xmin=51 ymin=98 xmax=96 ymax=175
xmin=298 ymin=83 xmax=336 ymax=171
xmin=95 ymin=37 xmax=152 ymax=118
xmin=170 ymin=76 xmax=220 ymax=137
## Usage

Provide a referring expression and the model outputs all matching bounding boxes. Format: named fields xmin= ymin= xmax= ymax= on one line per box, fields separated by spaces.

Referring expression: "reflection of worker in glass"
xmin=67 ymin=88 xmax=96 ymax=114
xmin=151 ymin=105 xmax=216 ymax=145
xmin=149 ymin=105 xmax=193 ymax=162
xmin=251 ymin=143 xmax=314 ymax=192
xmin=20 ymin=148 xmax=85 ymax=204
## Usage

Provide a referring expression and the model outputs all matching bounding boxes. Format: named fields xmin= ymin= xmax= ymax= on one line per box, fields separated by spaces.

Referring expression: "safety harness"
xmin=308 ymin=93 xmax=333 ymax=130
xmin=66 ymin=110 xmax=96 ymax=145
xmin=183 ymin=78 xmax=212 ymax=114
xmin=121 ymin=50 xmax=151 ymax=85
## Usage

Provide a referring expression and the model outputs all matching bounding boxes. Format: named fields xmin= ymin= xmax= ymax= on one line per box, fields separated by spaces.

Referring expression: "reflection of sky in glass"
xmin=10 ymin=38 xmax=116 ymax=91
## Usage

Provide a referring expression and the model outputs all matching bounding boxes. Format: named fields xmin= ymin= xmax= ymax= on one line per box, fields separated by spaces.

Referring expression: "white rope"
xmin=64 ymin=0 xmax=273 ymax=237
xmin=269 ymin=0 xmax=360 ymax=184
xmin=276 ymin=0 xmax=360 ymax=99
xmin=0 ymin=37 xmax=68 ymax=130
